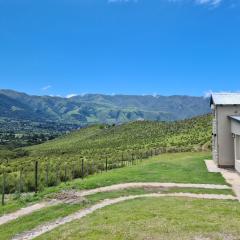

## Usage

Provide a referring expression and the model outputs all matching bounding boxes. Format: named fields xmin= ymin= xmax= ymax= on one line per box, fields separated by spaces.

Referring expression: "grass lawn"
xmin=0 ymin=187 xmax=235 ymax=240
xmin=0 ymin=152 xmax=226 ymax=216
xmin=0 ymin=203 xmax=88 ymax=240
xmin=41 ymin=152 xmax=225 ymax=194
xmin=56 ymin=152 xmax=226 ymax=191
xmin=36 ymin=197 xmax=240 ymax=240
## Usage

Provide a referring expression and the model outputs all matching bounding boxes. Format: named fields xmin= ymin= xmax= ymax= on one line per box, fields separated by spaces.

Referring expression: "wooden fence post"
xmin=35 ymin=161 xmax=38 ymax=193
xmin=92 ymin=161 xmax=94 ymax=175
xmin=19 ymin=167 xmax=23 ymax=194
xmin=46 ymin=163 xmax=49 ymax=187
xmin=64 ymin=165 xmax=67 ymax=183
xmin=105 ymin=157 xmax=108 ymax=172
xmin=81 ymin=159 xmax=84 ymax=179
xmin=2 ymin=170 xmax=5 ymax=206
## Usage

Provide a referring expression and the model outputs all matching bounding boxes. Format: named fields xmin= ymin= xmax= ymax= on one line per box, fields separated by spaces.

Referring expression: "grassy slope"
xmin=58 ymin=152 xmax=225 ymax=190
xmin=3 ymin=115 xmax=212 ymax=171
xmin=26 ymin=114 xmax=212 ymax=156
xmin=0 ymin=152 xmax=227 ymax=216
xmin=37 ymin=197 xmax=240 ymax=240
xmin=0 ymin=152 xmax=235 ymax=240
xmin=0 ymin=115 xmax=212 ymax=195
xmin=0 ymin=203 xmax=86 ymax=240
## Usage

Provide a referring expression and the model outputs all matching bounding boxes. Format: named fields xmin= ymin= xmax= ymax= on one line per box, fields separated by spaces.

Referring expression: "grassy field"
xmin=0 ymin=203 xmax=86 ymax=240
xmin=36 ymin=197 xmax=240 ymax=240
xmin=0 ymin=152 xmax=238 ymax=240
xmin=54 ymin=152 xmax=226 ymax=190
xmin=0 ymin=152 xmax=227 ymax=216
xmin=0 ymin=115 xmax=238 ymax=240
xmin=0 ymin=186 xmax=235 ymax=240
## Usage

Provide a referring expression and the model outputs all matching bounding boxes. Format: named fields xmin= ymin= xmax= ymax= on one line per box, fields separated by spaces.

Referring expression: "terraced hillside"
xmin=26 ymin=114 xmax=211 ymax=156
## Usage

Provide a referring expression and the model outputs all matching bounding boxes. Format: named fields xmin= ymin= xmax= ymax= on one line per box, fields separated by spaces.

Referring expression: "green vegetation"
xmin=0 ymin=203 xmax=87 ymax=240
xmin=0 ymin=152 xmax=227 ymax=216
xmin=36 ymin=197 xmax=240 ymax=240
xmin=62 ymin=152 xmax=225 ymax=189
xmin=0 ymin=152 xmax=234 ymax=240
xmin=0 ymin=118 xmax=80 ymax=149
xmin=0 ymin=115 xmax=212 ymax=193
xmin=0 ymin=89 xmax=210 ymax=125
xmin=0 ymin=186 xmax=235 ymax=240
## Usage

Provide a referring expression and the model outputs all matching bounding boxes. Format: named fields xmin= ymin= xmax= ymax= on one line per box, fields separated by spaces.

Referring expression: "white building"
xmin=210 ymin=93 xmax=240 ymax=173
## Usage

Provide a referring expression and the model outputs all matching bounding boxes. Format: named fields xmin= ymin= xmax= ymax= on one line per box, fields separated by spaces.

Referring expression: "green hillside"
xmin=0 ymin=114 xmax=212 ymax=193
xmin=0 ymin=89 xmax=210 ymax=125
xmin=26 ymin=114 xmax=212 ymax=157
xmin=0 ymin=90 xmax=211 ymax=148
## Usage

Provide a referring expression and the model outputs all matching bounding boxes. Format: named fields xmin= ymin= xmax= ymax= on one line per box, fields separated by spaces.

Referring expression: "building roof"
xmin=210 ymin=93 xmax=240 ymax=105
xmin=229 ymin=116 xmax=240 ymax=123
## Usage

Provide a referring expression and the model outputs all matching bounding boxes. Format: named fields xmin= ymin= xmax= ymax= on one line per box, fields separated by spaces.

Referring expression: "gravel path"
xmin=0 ymin=200 xmax=60 ymax=226
xmin=220 ymin=169 xmax=240 ymax=201
xmin=74 ymin=182 xmax=231 ymax=197
xmin=12 ymin=193 xmax=237 ymax=240
xmin=0 ymin=182 xmax=231 ymax=226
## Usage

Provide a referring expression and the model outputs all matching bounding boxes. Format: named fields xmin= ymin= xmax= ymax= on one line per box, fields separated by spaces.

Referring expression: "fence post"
xmin=64 ymin=165 xmax=67 ymax=183
xmin=81 ymin=159 xmax=84 ymax=179
xmin=35 ymin=161 xmax=38 ymax=193
xmin=46 ymin=163 xmax=49 ymax=187
xmin=105 ymin=157 xmax=108 ymax=172
xmin=19 ymin=167 xmax=23 ymax=194
xmin=1 ymin=170 xmax=5 ymax=206
xmin=92 ymin=161 xmax=94 ymax=175
xmin=56 ymin=164 xmax=60 ymax=184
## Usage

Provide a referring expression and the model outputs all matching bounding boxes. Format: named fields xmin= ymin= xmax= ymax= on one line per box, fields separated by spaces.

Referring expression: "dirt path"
xmin=0 ymin=200 xmax=60 ymax=226
xmin=0 ymin=182 xmax=231 ymax=226
xmin=220 ymin=169 xmax=240 ymax=201
xmin=74 ymin=182 xmax=231 ymax=197
xmin=12 ymin=193 xmax=237 ymax=240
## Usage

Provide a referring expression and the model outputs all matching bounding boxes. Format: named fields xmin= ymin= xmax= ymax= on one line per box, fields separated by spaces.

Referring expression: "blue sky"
xmin=0 ymin=0 xmax=239 ymax=97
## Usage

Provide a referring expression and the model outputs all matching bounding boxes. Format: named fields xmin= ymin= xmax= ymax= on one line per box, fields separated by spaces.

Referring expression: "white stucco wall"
xmin=235 ymin=160 xmax=240 ymax=173
xmin=233 ymin=134 xmax=240 ymax=173
xmin=216 ymin=105 xmax=240 ymax=167
xmin=231 ymin=120 xmax=240 ymax=135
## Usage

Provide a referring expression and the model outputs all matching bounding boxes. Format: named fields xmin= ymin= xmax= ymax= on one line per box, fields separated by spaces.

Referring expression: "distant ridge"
xmin=0 ymin=89 xmax=210 ymax=125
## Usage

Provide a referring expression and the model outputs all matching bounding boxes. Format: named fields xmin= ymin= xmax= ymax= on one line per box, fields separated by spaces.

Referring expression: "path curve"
xmin=74 ymin=182 xmax=231 ymax=197
xmin=0 ymin=200 xmax=60 ymax=226
xmin=12 ymin=193 xmax=237 ymax=240
xmin=0 ymin=182 xmax=231 ymax=226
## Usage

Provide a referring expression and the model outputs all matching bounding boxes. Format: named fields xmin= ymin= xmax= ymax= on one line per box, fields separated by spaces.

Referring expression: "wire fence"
xmin=0 ymin=146 xmax=194 ymax=205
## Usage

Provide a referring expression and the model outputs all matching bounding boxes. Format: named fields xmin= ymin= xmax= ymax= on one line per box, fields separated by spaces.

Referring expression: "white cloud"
xmin=42 ymin=85 xmax=52 ymax=91
xmin=203 ymin=90 xmax=213 ymax=98
xmin=195 ymin=0 xmax=222 ymax=6
xmin=66 ymin=93 xmax=78 ymax=98
xmin=50 ymin=94 xmax=62 ymax=97
xmin=108 ymin=0 xmax=223 ymax=7
xmin=108 ymin=0 xmax=138 ymax=3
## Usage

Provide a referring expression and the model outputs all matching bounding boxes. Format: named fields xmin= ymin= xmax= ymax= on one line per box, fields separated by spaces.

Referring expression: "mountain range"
xmin=0 ymin=89 xmax=211 ymax=125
